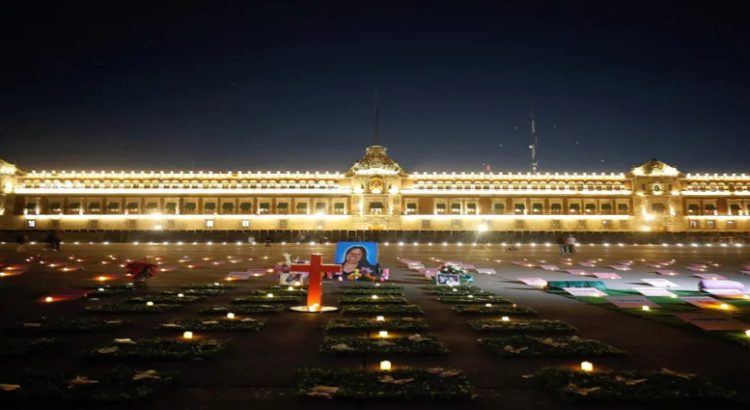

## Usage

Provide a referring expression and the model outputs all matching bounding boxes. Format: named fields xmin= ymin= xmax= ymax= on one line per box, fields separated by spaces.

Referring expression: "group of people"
xmin=557 ymin=234 xmax=577 ymax=254
xmin=15 ymin=230 xmax=63 ymax=252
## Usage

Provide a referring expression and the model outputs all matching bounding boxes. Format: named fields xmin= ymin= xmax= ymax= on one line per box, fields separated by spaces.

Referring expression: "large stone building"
xmin=1 ymin=146 xmax=749 ymax=238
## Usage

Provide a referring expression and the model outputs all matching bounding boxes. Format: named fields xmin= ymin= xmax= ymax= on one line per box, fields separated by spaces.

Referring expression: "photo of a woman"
xmin=341 ymin=245 xmax=376 ymax=275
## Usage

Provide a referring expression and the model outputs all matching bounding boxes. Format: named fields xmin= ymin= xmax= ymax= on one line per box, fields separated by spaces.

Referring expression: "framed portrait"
xmin=436 ymin=273 xmax=461 ymax=287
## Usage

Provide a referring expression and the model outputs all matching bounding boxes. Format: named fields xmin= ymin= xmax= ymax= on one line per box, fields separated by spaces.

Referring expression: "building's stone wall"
xmin=1 ymin=151 xmax=749 ymax=234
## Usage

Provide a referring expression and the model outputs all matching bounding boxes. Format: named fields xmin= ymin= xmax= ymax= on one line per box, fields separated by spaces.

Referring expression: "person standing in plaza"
xmin=565 ymin=234 xmax=577 ymax=255
xmin=556 ymin=234 xmax=567 ymax=254
xmin=16 ymin=233 xmax=28 ymax=253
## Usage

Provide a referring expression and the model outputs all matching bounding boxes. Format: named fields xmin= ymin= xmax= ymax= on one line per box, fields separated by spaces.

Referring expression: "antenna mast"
xmin=529 ymin=110 xmax=539 ymax=172
xmin=373 ymin=90 xmax=380 ymax=146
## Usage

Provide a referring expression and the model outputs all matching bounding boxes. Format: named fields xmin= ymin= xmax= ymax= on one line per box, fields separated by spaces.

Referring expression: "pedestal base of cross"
xmin=289 ymin=253 xmax=341 ymax=313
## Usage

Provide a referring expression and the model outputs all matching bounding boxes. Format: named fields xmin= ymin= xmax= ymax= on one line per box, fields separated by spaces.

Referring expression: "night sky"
xmin=4 ymin=1 xmax=749 ymax=173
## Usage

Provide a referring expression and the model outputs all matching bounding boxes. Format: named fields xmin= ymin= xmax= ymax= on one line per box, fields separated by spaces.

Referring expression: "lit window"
xmin=333 ymin=202 xmax=346 ymax=214
xmin=651 ymin=203 xmax=666 ymax=214
xmin=295 ymin=202 xmax=308 ymax=214
xmin=405 ymin=203 xmax=417 ymax=215
xmin=205 ymin=219 xmax=215 ymax=228
xmin=369 ymin=202 xmax=384 ymax=215
xmin=241 ymin=219 xmax=250 ymax=228
xmin=27 ymin=219 xmax=36 ymax=228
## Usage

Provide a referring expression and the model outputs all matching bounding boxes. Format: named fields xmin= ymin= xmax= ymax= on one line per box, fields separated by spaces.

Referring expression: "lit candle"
xmin=379 ymin=360 xmax=392 ymax=371
xmin=378 ymin=330 xmax=388 ymax=338
xmin=501 ymin=316 xmax=510 ymax=322
xmin=44 ymin=296 xmax=54 ymax=303
xmin=183 ymin=331 xmax=193 ymax=339
xmin=226 ymin=312 xmax=236 ymax=320
xmin=580 ymin=361 xmax=594 ymax=372
xmin=720 ymin=303 xmax=730 ymax=310
xmin=642 ymin=305 xmax=650 ymax=311
xmin=146 ymin=301 xmax=154 ymax=306
xmin=744 ymin=329 xmax=750 ymax=337
xmin=375 ymin=316 xmax=385 ymax=322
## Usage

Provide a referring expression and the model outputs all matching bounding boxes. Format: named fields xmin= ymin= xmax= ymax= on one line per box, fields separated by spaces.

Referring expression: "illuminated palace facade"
xmin=1 ymin=146 xmax=749 ymax=235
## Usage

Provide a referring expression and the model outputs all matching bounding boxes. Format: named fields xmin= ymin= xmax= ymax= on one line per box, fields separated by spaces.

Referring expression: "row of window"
xmin=21 ymin=180 xmax=340 ymax=189
xmin=688 ymin=220 xmax=743 ymax=229
xmin=411 ymin=181 xmax=628 ymax=191
xmin=23 ymin=201 xmax=347 ymax=215
xmin=685 ymin=203 xmax=750 ymax=215
xmin=403 ymin=202 xmax=631 ymax=215
xmin=685 ymin=183 xmax=750 ymax=191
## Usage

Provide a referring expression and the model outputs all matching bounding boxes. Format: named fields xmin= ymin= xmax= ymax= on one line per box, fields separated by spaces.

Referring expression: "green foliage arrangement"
xmin=88 ymin=337 xmax=226 ymax=360
xmin=325 ymin=317 xmax=427 ymax=331
xmin=533 ymin=367 xmax=737 ymax=403
xmin=158 ymin=318 xmax=265 ymax=332
xmin=321 ymin=335 xmax=448 ymax=355
xmin=479 ymin=335 xmax=625 ymax=357
xmin=298 ymin=368 xmax=473 ymax=400
xmin=468 ymin=319 xmax=577 ymax=335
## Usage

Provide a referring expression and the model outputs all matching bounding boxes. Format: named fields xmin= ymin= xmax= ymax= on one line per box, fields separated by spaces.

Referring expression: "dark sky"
xmin=4 ymin=0 xmax=749 ymax=173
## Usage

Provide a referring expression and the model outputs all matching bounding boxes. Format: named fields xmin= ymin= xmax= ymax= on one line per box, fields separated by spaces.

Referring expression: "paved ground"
xmin=1 ymin=242 xmax=749 ymax=409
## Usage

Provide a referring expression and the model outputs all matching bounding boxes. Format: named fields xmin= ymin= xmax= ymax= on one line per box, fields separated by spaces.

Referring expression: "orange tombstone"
xmin=291 ymin=253 xmax=341 ymax=311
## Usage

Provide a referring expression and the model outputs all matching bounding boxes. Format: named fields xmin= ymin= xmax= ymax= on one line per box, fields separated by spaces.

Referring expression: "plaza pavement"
xmin=1 ymin=243 xmax=748 ymax=409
